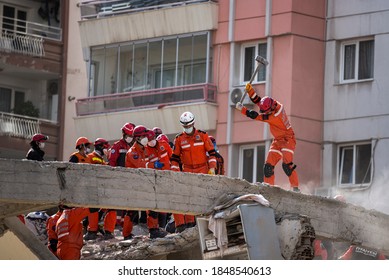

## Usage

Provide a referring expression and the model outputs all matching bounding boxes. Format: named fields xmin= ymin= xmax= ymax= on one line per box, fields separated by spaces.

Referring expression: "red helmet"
xmin=31 ymin=133 xmax=48 ymax=143
xmin=121 ymin=122 xmax=135 ymax=136
xmin=133 ymin=125 xmax=149 ymax=138
xmin=259 ymin=96 xmax=275 ymax=114
xmin=156 ymin=134 xmax=169 ymax=143
xmin=209 ymin=135 xmax=216 ymax=144
xmin=152 ymin=127 xmax=163 ymax=136
xmin=146 ymin=130 xmax=156 ymax=141
xmin=94 ymin=138 xmax=110 ymax=149
xmin=75 ymin=137 xmax=91 ymax=148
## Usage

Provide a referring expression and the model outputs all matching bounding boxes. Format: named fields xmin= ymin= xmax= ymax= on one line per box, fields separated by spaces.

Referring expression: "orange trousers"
xmin=56 ymin=245 xmax=81 ymax=260
xmin=265 ymin=137 xmax=299 ymax=188
xmin=87 ymin=209 xmax=116 ymax=233
xmin=173 ymin=165 xmax=208 ymax=227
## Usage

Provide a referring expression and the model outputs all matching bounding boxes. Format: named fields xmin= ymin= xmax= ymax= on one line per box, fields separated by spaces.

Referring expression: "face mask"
xmin=140 ymin=137 xmax=149 ymax=146
xmin=148 ymin=139 xmax=157 ymax=147
xmin=85 ymin=147 xmax=91 ymax=154
xmin=125 ymin=136 xmax=133 ymax=144
xmin=38 ymin=142 xmax=45 ymax=149
xmin=103 ymin=148 xmax=109 ymax=157
xmin=184 ymin=126 xmax=194 ymax=134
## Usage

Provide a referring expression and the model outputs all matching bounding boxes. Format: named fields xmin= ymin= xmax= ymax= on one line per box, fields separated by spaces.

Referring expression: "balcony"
xmin=0 ymin=16 xmax=62 ymax=57
xmin=78 ymin=0 xmax=218 ymax=48
xmin=74 ymin=83 xmax=218 ymax=141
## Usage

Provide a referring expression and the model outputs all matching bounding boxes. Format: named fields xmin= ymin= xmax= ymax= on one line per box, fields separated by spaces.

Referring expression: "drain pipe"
xmin=226 ymin=0 xmax=236 ymax=177
xmin=264 ymin=0 xmax=273 ymax=151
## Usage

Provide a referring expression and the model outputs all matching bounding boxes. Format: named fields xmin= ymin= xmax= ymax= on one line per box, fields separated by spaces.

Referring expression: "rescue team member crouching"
xmin=84 ymin=138 xmax=117 ymax=241
xmin=26 ymin=133 xmax=49 ymax=161
xmin=236 ymin=83 xmax=300 ymax=192
xmin=170 ymin=112 xmax=217 ymax=233
xmin=56 ymin=206 xmax=99 ymax=260
xmin=108 ymin=122 xmax=138 ymax=238
xmin=125 ymin=126 xmax=168 ymax=239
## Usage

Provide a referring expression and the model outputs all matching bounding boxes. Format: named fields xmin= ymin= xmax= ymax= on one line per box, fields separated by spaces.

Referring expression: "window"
xmin=239 ymin=145 xmax=266 ymax=183
xmin=241 ymin=42 xmax=267 ymax=84
xmin=2 ymin=5 xmax=27 ymax=34
xmin=89 ymin=32 xmax=211 ymax=96
xmin=338 ymin=143 xmax=372 ymax=187
xmin=0 ymin=87 xmax=25 ymax=113
xmin=340 ymin=39 xmax=374 ymax=83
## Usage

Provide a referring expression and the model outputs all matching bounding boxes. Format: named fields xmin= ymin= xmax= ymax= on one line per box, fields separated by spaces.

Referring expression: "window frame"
xmin=238 ymin=144 xmax=266 ymax=183
xmin=240 ymin=41 xmax=267 ymax=85
xmin=0 ymin=86 xmax=26 ymax=114
xmin=337 ymin=142 xmax=372 ymax=188
xmin=340 ymin=38 xmax=374 ymax=84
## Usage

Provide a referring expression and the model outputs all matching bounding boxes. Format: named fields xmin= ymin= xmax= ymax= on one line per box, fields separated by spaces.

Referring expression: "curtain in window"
xmin=358 ymin=40 xmax=374 ymax=80
xmin=343 ymin=45 xmax=355 ymax=80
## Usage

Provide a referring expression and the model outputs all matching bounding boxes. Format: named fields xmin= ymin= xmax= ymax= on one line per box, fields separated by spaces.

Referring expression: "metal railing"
xmin=0 ymin=30 xmax=45 ymax=56
xmin=78 ymin=0 xmax=217 ymax=20
xmin=0 ymin=112 xmax=41 ymax=139
xmin=76 ymin=83 xmax=217 ymax=116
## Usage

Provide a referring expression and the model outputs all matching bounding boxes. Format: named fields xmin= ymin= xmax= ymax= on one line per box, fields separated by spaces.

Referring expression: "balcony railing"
xmin=78 ymin=0 xmax=217 ymax=20
xmin=0 ymin=15 xmax=62 ymax=56
xmin=0 ymin=112 xmax=41 ymax=139
xmin=76 ymin=83 xmax=217 ymax=116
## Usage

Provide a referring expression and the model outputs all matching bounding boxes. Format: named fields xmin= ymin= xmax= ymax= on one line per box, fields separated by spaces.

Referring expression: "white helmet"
xmin=180 ymin=111 xmax=195 ymax=126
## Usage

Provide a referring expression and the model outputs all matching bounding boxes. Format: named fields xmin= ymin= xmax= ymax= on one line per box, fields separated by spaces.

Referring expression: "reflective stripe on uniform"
xmin=274 ymin=104 xmax=283 ymax=117
xmin=281 ymin=148 xmax=294 ymax=154
xmin=208 ymin=158 xmax=217 ymax=163
xmin=171 ymin=165 xmax=180 ymax=170
xmin=119 ymin=149 xmax=127 ymax=153
xmin=193 ymin=142 xmax=204 ymax=146
xmin=57 ymin=232 xmax=69 ymax=239
xmin=181 ymin=144 xmax=191 ymax=149
xmin=269 ymin=149 xmax=283 ymax=156
xmin=160 ymin=152 xmax=168 ymax=158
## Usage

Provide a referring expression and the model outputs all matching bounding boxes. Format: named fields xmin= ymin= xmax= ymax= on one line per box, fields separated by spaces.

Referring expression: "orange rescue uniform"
xmin=241 ymin=98 xmax=299 ymax=188
xmin=56 ymin=207 xmax=90 ymax=260
xmin=46 ymin=210 xmax=62 ymax=257
xmin=170 ymin=129 xmax=217 ymax=227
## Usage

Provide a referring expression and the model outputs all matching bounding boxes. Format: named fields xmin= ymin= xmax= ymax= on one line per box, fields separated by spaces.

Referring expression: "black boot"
xmin=84 ymin=231 xmax=97 ymax=241
xmin=104 ymin=231 xmax=114 ymax=240
xmin=149 ymin=228 xmax=168 ymax=239
xmin=175 ymin=224 xmax=187 ymax=233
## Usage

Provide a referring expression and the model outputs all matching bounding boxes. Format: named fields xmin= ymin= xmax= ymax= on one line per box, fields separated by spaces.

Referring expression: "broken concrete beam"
xmin=1 ymin=159 xmax=389 ymax=255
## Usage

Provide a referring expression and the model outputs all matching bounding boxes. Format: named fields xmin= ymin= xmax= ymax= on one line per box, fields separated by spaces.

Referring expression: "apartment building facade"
xmin=0 ymin=0 xmax=66 ymax=160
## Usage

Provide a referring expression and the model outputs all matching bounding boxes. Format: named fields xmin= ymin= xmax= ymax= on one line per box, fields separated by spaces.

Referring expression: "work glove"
xmin=236 ymin=102 xmax=243 ymax=111
xmin=208 ymin=168 xmax=215 ymax=175
xmin=245 ymin=82 xmax=256 ymax=98
xmin=245 ymin=83 xmax=253 ymax=93
xmin=154 ymin=161 xmax=164 ymax=169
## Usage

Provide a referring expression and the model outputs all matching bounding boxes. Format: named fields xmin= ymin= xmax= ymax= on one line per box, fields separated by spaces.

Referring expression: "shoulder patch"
xmin=110 ymin=149 xmax=116 ymax=154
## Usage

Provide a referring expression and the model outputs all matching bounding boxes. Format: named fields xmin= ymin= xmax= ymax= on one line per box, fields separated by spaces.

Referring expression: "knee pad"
xmin=264 ymin=163 xmax=274 ymax=178
xmin=282 ymin=162 xmax=296 ymax=177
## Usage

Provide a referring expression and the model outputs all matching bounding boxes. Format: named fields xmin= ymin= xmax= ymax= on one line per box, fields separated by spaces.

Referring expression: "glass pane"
xmin=256 ymin=145 xmax=266 ymax=183
xmin=14 ymin=91 xmax=25 ymax=108
xmin=91 ymin=47 xmax=105 ymax=96
xmin=119 ymin=44 xmax=134 ymax=92
xmin=178 ymin=36 xmax=193 ymax=86
xmin=161 ymin=38 xmax=177 ymax=88
xmin=0 ymin=87 xmax=12 ymax=112
xmin=17 ymin=10 xmax=26 ymax=33
xmin=340 ymin=147 xmax=353 ymax=184
xmin=257 ymin=43 xmax=267 ymax=81
xmin=133 ymin=42 xmax=148 ymax=90
xmin=2 ymin=6 xmax=15 ymax=32
xmin=242 ymin=148 xmax=254 ymax=182
xmin=355 ymin=144 xmax=371 ymax=184
xmin=104 ymin=46 xmax=118 ymax=94
xmin=343 ymin=44 xmax=356 ymax=80
xmin=148 ymin=41 xmax=162 ymax=89
xmin=191 ymin=34 xmax=207 ymax=84
xmin=358 ymin=40 xmax=374 ymax=80
xmin=244 ymin=47 xmax=255 ymax=82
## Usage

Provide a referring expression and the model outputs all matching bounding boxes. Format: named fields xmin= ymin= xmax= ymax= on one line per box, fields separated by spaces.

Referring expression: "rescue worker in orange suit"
xmin=338 ymin=245 xmax=386 ymax=260
xmin=208 ymin=135 xmax=225 ymax=175
xmin=46 ymin=205 xmax=64 ymax=258
xmin=125 ymin=125 xmax=168 ymax=239
xmin=170 ymin=112 xmax=217 ymax=233
xmin=236 ymin=83 xmax=299 ymax=192
xmin=69 ymin=137 xmax=92 ymax=164
xmin=108 ymin=123 xmax=138 ymax=237
xmin=26 ymin=133 xmax=49 ymax=161
xmin=56 ymin=206 xmax=99 ymax=260
xmin=145 ymin=130 xmax=173 ymax=237
xmin=84 ymin=138 xmax=116 ymax=240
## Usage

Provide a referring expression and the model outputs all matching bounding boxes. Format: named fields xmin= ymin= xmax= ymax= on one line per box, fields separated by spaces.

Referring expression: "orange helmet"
xmin=75 ymin=137 xmax=91 ymax=149
xmin=122 ymin=122 xmax=135 ymax=136
xmin=94 ymin=138 xmax=110 ymax=149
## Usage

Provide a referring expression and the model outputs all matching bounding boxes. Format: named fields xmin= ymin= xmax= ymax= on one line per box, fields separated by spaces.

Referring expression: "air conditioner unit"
xmin=229 ymin=86 xmax=253 ymax=107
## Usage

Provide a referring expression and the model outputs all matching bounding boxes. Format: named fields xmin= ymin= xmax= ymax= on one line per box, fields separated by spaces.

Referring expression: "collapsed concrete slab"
xmin=1 ymin=158 xmax=389 ymax=255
